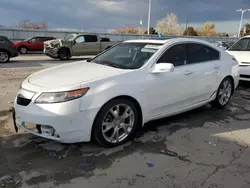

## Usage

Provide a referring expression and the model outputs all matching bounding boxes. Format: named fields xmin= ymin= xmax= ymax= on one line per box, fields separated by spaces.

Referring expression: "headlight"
xmin=35 ymin=88 xmax=89 ymax=103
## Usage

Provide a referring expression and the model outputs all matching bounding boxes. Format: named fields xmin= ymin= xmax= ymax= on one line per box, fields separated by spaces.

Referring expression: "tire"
xmin=212 ymin=77 xmax=234 ymax=108
xmin=18 ymin=46 xmax=28 ymax=54
xmin=92 ymin=98 xmax=140 ymax=147
xmin=59 ymin=48 xmax=70 ymax=60
xmin=0 ymin=50 xmax=10 ymax=63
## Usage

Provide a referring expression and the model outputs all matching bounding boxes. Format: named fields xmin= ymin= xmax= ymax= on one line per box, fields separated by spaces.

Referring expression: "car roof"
xmin=125 ymin=38 xmax=215 ymax=46
xmin=76 ymin=33 xmax=97 ymax=36
xmin=124 ymin=39 xmax=168 ymax=44
xmin=34 ymin=36 xmax=55 ymax=38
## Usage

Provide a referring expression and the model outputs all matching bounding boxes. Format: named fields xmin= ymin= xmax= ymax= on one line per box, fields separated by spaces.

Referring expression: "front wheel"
xmin=92 ymin=98 xmax=140 ymax=147
xmin=18 ymin=46 xmax=28 ymax=54
xmin=59 ymin=48 xmax=70 ymax=60
xmin=0 ymin=51 xmax=10 ymax=63
xmin=212 ymin=77 xmax=233 ymax=108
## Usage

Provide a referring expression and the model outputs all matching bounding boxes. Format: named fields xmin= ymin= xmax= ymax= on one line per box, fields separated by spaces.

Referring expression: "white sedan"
xmin=226 ymin=35 xmax=250 ymax=81
xmin=13 ymin=38 xmax=239 ymax=147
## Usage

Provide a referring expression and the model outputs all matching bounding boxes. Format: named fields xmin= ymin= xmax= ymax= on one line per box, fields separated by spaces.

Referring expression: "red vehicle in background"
xmin=14 ymin=36 xmax=56 ymax=54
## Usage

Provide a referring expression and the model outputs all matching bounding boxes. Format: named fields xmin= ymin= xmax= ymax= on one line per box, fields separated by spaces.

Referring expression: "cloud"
xmin=88 ymin=0 xmax=128 ymax=12
xmin=1 ymin=0 xmax=250 ymax=34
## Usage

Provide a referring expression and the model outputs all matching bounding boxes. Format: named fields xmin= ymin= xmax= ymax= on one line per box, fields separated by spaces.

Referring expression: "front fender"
xmin=79 ymin=77 xmax=149 ymax=124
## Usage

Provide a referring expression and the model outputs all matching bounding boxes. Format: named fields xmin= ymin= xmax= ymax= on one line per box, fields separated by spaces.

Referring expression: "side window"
xmin=39 ymin=37 xmax=51 ymax=42
xmin=36 ymin=37 xmax=45 ymax=42
xmin=0 ymin=36 xmax=6 ymax=42
xmin=30 ymin=37 xmax=37 ymax=42
xmin=157 ymin=44 xmax=187 ymax=67
xmin=84 ymin=35 xmax=98 ymax=42
xmin=75 ymin=36 xmax=85 ymax=43
xmin=228 ymin=38 xmax=250 ymax=51
xmin=187 ymin=43 xmax=210 ymax=64
xmin=209 ymin=47 xmax=220 ymax=60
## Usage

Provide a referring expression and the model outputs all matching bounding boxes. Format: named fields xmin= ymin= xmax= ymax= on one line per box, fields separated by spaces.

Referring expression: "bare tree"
xmin=110 ymin=24 xmax=140 ymax=34
xmin=196 ymin=22 xmax=217 ymax=36
xmin=155 ymin=13 xmax=181 ymax=35
xmin=15 ymin=20 xmax=48 ymax=30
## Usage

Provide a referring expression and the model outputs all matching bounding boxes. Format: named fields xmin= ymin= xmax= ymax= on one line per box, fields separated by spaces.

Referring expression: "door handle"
xmin=184 ymin=70 xmax=192 ymax=75
xmin=214 ymin=65 xmax=220 ymax=69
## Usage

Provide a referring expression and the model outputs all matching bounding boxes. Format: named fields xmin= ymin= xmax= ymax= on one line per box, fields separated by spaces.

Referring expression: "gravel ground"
xmin=1 ymin=55 xmax=250 ymax=188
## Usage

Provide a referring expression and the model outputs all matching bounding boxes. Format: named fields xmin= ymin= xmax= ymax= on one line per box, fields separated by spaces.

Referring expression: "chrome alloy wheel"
xmin=101 ymin=104 xmax=135 ymax=144
xmin=20 ymin=47 xmax=27 ymax=54
xmin=0 ymin=52 xmax=9 ymax=63
xmin=218 ymin=79 xmax=232 ymax=106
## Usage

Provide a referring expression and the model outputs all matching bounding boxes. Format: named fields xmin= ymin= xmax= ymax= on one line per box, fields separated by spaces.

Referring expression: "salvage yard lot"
xmin=1 ymin=55 xmax=250 ymax=188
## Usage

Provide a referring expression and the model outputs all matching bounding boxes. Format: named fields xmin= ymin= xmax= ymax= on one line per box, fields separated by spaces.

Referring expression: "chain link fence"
xmin=0 ymin=28 xmax=238 ymax=43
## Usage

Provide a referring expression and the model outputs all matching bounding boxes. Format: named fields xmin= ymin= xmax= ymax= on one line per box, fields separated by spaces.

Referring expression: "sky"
xmin=1 ymin=0 xmax=250 ymax=35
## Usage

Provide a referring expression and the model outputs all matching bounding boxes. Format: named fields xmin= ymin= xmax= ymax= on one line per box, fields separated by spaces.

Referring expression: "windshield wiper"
xmin=96 ymin=60 xmax=123 ymax=69
xmin=86 ymin=58 xmax=93 ymax=62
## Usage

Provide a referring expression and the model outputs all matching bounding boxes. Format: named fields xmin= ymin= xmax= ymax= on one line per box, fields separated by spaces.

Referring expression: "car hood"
xmin=14 ymin=40 xmax=23 ymax=44
xmin=226 ymin=51 xmax=250 ymax=63
xmin=28 ymin=61 xmax=128 ymax=90
xmin=44 ymin=39 xmax=72 ymax=48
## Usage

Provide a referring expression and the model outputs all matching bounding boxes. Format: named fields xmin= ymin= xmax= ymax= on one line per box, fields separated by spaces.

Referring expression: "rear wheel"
xmin=212 ymin=77 xmax=233 ymax=108
xmin=18 ymin=46 xmax=28 ymax=54
xmin=0 ymin=51 xmax=10 ymax=63
xmin=92 ymin=98 xmax=139 ymax=147
xmin=59 ymin=48 xmax=70 ymax=60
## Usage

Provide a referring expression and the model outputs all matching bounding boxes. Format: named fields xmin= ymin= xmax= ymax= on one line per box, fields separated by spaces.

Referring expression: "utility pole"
xmin=185 ymin=15 xmax=188 ymax=30
xmin=237 ymin=9 xmax=250 ymax=37
xmin=147 ymin=0 xmax=151 ymax=35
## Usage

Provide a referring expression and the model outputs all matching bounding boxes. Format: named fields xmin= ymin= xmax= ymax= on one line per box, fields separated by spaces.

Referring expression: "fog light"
xmin=40 ymin=125 xmax=55 ymax=136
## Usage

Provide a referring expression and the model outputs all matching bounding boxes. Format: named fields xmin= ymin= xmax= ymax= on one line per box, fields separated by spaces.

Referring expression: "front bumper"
xmin=10 ymin=51 xmax=18 ymax=58
xmin=44 ymin=48 xmax=59 ymax=58
xmin=239 ymin=66 xmax=250 ymax=81
xmin=13 ymin=90 xmax=99 ymax=143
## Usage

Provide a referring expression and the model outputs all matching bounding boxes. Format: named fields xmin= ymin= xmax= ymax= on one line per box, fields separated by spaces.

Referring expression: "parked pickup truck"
xmin=43 ymin=33 xmax=120 ymax=60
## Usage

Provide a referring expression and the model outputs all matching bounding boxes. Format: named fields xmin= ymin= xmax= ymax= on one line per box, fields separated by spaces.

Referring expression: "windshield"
xmin=92 ymin=42 xmax=163 ymax=69
xmin=228 ymin=38 xmax=250 ymax=51
xmin=64 ymin=34 xmax=76 ymax=41
xmin=24 ymin=37 xmax=32 ymax=41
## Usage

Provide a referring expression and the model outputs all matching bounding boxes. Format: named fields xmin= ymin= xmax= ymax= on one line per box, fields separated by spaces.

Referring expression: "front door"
xmin=71 ymin=35 xmax=87 ymax=56
xmin=146 ymin=43 xmax=195 ymax=119
xmin=84 ymin=35 xmax=100 ymax=55
xmin=27 ymin=37 xmax=41 ymax=51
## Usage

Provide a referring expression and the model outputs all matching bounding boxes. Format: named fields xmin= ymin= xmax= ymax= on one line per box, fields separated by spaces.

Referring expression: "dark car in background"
xmin=0 ymin=36 xmax=18 ymax=63
xmin=14 ymin=36 xmax=56 ymax=54
xmin=213 ymin=41 xmax=230 ymax=50
xmin=0 ymin=36 xmax=15 ymax=46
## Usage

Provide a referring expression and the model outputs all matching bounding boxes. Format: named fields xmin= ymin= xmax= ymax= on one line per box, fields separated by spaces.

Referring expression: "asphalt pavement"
xmin=1 ymin=55 xmax=250 ymax=188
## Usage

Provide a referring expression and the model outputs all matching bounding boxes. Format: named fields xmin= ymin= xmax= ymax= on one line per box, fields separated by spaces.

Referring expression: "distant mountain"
xmin=0 ymin=25 xmax=5 ymax=28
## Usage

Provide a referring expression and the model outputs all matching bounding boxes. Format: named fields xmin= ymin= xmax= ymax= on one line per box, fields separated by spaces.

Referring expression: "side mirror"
xmin=72 ymin=40 xmax=76 ymax=45
xmin=152 ymin=63 xmax=174 ymax=73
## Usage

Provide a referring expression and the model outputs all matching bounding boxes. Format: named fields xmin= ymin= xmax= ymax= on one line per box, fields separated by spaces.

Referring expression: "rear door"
xmin=84 ymin=35 xmax=100 ymax=55
xmin=36 ymin=37 xmax=48 ymax=51
xmin=186 ymin=43 xmax=221 ymax=102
